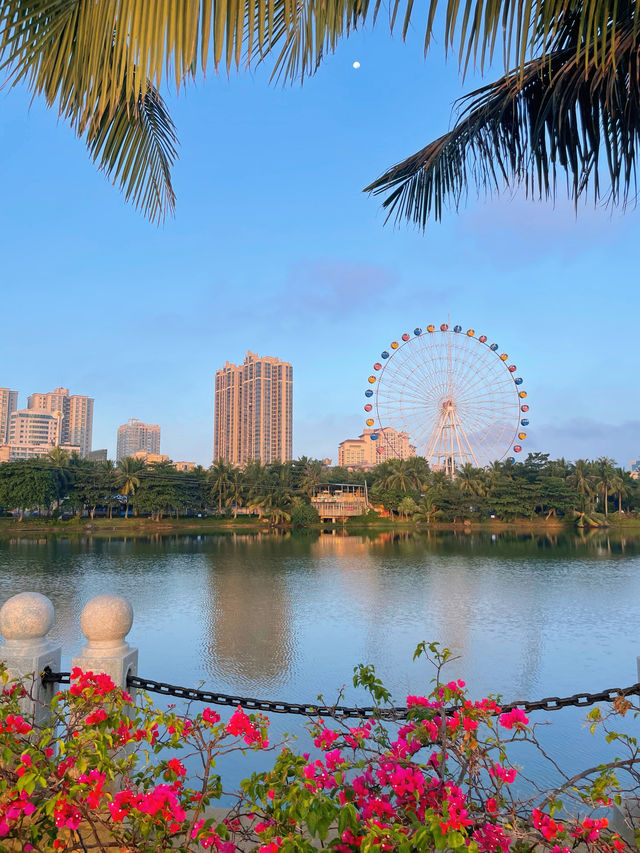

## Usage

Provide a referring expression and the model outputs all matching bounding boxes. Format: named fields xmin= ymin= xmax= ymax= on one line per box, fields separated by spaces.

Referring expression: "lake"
xmin=1 ymin=527 xmax=639 ymax=793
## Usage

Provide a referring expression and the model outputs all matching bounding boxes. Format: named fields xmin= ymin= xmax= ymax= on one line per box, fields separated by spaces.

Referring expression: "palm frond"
xmin=2 ymin=0 xmax=637 ymax=226
xmin=365 ymin=22 xmax=640 ymax=226
xmin=265 ymin=0 xmax=638 ymax=82
xmin=85 ymin=83 xmax=178 ymax=225
xmin=264 ymin=0 xmax=369 ymax=81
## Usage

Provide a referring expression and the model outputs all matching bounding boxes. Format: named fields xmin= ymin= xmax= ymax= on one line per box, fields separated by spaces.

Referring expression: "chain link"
xmin=40 ymin=669 xmax=640 ymax=720
xmin=126 ymin=675 xmax=405 ymax=719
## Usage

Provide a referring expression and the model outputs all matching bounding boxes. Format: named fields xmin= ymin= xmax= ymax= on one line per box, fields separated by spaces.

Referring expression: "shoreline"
xmin=1 ymin=515 xmax=639 ymax=539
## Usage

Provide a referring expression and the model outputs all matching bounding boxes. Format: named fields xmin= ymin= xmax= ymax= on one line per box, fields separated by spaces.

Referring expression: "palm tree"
xmin=46 ymin=446 xmax=71 ymax=514
xmin=225 ymin=471 xmax=245 ymax=519
xmin=613 ymin=468 xmax=632 ymax=513
xmin=593 ymin=457 xmax=617 ymax=517
xmin=379 ymin=459 xmax=414 ymax=492
xmin=208 ymin=460 xmax=235 ymax=515
xmin=266 ymin=506 xmax=291 ymax=528
xmin=568 ymin=460 xmax=595 ymax=514
xmin=99 ymin=459 xmax=117 ymax=518
xmin=5 ymin=0 xmax=630 ymax=227
xmin=116 ymin=457 xmax=144 ymax=519
xmin=397 ymin=495 xmax=418 ymax=520
xmin=298 ymin=458 xmax=323 ymax=498
xmin=413 ymin=493 xmax=438 ymax=525
xmin=455 ymin=463 xmax=486 ymax=497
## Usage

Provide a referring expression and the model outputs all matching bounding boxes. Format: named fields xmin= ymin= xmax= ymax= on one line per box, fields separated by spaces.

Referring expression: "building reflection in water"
xmin=310 ymin=532 xmax=391 ymax=671
xmin=202 ymin=536 xmax=298 ymax=693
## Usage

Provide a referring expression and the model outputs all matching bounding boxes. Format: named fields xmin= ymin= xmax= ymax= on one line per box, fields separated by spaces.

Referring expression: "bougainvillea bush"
xmin=0 ymin=643 xmax=637 ymax=852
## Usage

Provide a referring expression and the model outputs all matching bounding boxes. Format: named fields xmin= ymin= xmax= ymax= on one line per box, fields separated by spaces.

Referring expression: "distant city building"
xmin=117 ymin=419 xmax=161 ymax=461
xmin=0 ymin=389 xmax=18 ymax=445
xmin=130 ymin=451 xmax=169 ymax=464
xmin=214 ymin=351 xmax=293 ymax=466
xmin=338 ymin=427 xmax=416 ymax=469
xmin=87 ymin=449 xmax=108 ymax=463
xmin=2 ymin=409 xmax=80 ymax=460
xmin=27 ymin=387 xmax=94 ymax=457
xmin=630 ymin=458 xmax=640 ymax=480
xmin=173 ymin=461 xmax=195 ymax=472
xmin=9 ymin=410 xmax=57 ymax=448
xmin=128 ymin=451 xmax=195 ymax=471
xmin=0 ymin=443 xmax=81 ymax=462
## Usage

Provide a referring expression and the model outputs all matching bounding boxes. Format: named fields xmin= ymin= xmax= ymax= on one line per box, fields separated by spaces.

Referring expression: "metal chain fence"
xmin=41 ymin=668 xmax=640 ymax=720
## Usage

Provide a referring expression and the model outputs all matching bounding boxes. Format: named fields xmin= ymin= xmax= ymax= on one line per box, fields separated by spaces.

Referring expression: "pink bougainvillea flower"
xmin=202 ymin=707 xmax=221 ymax=725
xmin=498 ymin=708 xmax=529 ymax=729
xmin=489 ymin=764 xmax=517 ymax=784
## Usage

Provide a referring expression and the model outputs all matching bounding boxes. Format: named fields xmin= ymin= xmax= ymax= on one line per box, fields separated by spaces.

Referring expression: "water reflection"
xmin=202 ymin=538 xmax=297 ymax=690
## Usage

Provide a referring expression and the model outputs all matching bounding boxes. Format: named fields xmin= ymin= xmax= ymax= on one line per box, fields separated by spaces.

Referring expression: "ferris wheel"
xmin=363 ymin=324 xmax=529 ymax=475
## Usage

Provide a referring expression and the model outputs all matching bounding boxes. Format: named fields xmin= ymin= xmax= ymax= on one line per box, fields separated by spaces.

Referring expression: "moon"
xmin=352 ymin=61 xmax=361 ymax=69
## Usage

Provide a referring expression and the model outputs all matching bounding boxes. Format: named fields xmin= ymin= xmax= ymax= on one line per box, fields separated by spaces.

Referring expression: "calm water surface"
xmin=1 ymin=529 xmax=639 ymax=790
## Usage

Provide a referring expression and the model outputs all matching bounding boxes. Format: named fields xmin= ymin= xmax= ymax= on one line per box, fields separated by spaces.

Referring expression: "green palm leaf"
xmin=365 ymin=19 xmax=640 ymax=225
xmin=86 ymin=83 xmax=178 ymax=224
xmin=2 ymin=0 xmax=637 ymax=223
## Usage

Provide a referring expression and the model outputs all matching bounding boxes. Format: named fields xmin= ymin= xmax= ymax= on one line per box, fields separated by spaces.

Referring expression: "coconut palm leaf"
xmin=2 ymin=0 xmax=636 ymax=225
xmin=1 ymin=1 xmax=181 ymax=221
xmin=365 ymin=18 xmax=640 ymax=225
xmin=1 ymin=0 xmax=630 ymax=94
xmin=266 ymin=0 xmax=637 ymax=82
xmin=85 ymin=82 xmax=178 ymax=224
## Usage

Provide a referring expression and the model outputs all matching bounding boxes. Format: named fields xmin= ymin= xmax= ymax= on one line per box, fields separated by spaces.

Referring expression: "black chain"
xmin=40 ymin=669 xmax=640 ymax=720
xmin=43 ymin=669 xmax=70 ymax=685
xmin=126 ymin=675 xmax=406 ymax=719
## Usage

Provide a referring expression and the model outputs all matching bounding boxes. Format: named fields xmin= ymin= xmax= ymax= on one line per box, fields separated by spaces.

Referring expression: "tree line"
xmin=0 ymin=449 xmax=638 ymax=526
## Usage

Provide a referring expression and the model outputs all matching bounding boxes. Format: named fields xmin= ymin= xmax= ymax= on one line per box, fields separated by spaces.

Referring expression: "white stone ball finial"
xmin=80 ymin=595 xmax=133 ymax=650
xmin=0 ymin=592 xmax=54 ymax=645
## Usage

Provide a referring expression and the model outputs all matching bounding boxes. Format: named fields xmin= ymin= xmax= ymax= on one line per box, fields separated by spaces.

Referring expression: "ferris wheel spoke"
xmin=453 ymin=361 xmax=512 ymax=401
xmin=390 ymin=350 xmax=450 ymax=401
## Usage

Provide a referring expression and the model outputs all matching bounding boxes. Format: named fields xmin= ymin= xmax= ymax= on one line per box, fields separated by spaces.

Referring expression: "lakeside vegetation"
xmin=0 ymin=450 xmax=638 ymax=530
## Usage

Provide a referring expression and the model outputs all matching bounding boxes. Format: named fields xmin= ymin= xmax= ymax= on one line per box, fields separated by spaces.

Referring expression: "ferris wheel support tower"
xmin=425 ymin=399 xmax=480 ymax=476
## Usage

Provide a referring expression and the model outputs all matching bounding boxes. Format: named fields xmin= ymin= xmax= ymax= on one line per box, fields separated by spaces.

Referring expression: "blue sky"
xmin=1 ymin=24 xmax=638 ymax=467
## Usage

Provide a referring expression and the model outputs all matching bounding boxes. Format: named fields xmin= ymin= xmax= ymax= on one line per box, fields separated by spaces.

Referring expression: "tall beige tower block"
xmin=214 ymin=351 xmax=292 ymax=465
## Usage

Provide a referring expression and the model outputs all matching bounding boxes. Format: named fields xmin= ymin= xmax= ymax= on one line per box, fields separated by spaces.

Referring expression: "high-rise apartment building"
xmin=214 ymin=351 xmax=293 ymax=465
xmin=0 ymin=389 xmax=18 ymax=445
xmin=338 ymin=427 xmax=416 ymax=469
xmin=27 ymin=387 xmax=94 ymax=457
xmin=117 ymin=419 xmax=161 ymax=461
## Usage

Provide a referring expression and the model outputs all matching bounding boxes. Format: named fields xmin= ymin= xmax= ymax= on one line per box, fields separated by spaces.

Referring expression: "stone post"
xmin=0 ymin=592 xmax=62 ymax=726
xmin=71 ymin=594 xmax=138 ymax=693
